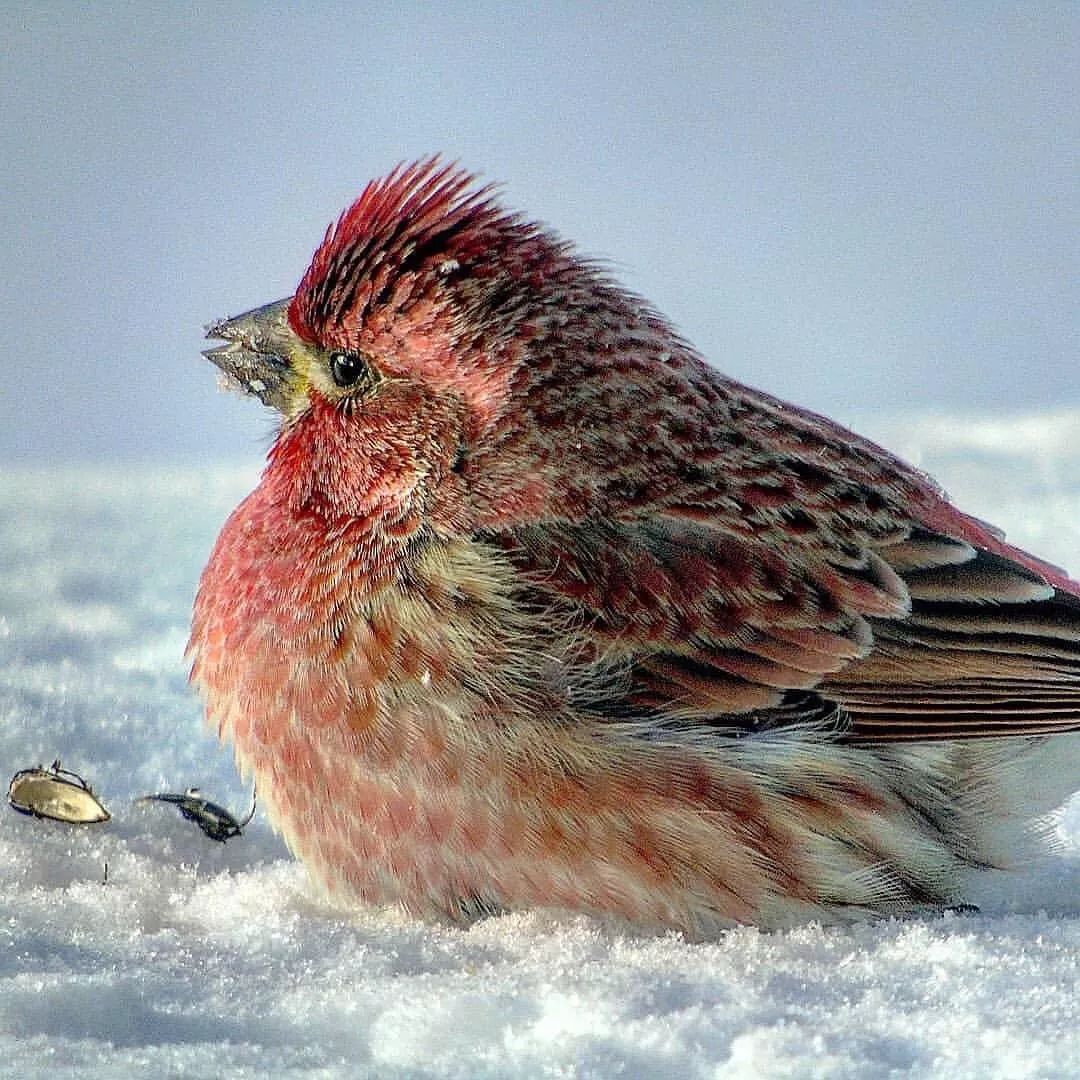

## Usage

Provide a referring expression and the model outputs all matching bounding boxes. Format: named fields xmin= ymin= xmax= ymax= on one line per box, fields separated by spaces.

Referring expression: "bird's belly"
xmin=228 ymin=691 xmax=726 ymax=925
xmin=206 ymin=635 xmax=803 ymax=932
xmin=198 ymin=620 xmax=1039 ymax=935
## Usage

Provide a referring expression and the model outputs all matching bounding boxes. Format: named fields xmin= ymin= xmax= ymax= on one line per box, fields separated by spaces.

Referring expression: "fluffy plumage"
xmin=190 ymin=159 xmax=1080 ymax=934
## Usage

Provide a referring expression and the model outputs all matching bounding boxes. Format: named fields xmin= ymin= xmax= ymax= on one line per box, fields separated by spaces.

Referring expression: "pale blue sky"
xmin=2 ymin=2 xmax=1076 ymax=462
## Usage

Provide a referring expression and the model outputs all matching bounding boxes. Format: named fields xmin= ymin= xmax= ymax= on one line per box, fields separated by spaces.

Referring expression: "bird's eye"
xmin=329 ymin=350 xmax=365 ymax=388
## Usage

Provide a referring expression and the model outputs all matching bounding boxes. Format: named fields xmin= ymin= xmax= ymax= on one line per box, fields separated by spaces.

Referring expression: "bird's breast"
xmin=187 ymin=486 xmax=570 ymax=905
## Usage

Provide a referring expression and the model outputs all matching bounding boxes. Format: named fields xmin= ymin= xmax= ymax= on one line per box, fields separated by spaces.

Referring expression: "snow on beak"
xmin=203 ymin=298 xmax=297 ymax=411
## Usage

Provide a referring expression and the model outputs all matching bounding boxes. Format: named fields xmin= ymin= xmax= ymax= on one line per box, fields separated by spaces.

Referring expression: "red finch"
xmin=191 ymin=159 xmax=1080 ymax=934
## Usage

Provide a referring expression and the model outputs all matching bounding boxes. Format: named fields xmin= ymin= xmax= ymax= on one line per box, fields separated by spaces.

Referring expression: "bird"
xmin=190 ymin=158 xmax=1080 ymax=935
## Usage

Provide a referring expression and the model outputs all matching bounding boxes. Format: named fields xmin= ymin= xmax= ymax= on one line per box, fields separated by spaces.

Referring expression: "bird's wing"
xmin=485 ymin=388 xmax=1080 ymax=743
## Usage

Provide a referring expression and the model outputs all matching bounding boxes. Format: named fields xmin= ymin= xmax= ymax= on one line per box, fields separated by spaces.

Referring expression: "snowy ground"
xmin=2 ymin=411 xmax=1080 ymax=1079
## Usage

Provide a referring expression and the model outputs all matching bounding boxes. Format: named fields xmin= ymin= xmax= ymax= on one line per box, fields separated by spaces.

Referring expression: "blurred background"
xmin=2 ymin=2 xmax=1077 ymax=464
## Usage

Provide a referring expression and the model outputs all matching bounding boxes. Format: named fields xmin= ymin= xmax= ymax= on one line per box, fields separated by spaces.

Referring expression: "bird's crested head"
xmin=205 ymin=158 xmax=694 ymax=529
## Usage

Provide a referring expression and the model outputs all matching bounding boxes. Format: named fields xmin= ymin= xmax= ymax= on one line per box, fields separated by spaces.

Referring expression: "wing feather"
xmin=483 ymin=374 xmax=1080 ymax=743
xmin=487 ymin=511 xmax=1080 ymax=743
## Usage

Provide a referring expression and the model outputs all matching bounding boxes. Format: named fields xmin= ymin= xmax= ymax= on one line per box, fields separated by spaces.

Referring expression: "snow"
xmin=3 ymin=413 xmax=1080 ymax=1079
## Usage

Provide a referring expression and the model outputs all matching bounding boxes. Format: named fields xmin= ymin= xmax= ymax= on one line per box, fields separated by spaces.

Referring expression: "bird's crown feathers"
xmin=288 ymin=158 xmax=522 ymax=344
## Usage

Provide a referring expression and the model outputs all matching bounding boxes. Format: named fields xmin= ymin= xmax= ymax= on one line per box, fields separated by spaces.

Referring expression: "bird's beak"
xmin=203 ymin=298 xmax=297 ymax=412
